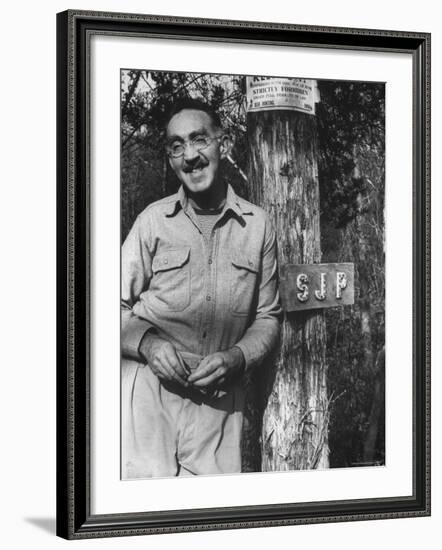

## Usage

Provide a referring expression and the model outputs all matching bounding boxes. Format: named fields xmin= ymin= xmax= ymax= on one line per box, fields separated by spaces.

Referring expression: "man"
xmin=121 ymin=97 xmax=281 ymax=479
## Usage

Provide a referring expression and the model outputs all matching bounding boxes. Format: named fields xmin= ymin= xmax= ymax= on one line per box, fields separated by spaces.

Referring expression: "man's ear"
xmin=219 ymin=133 xmax=233 ymax=159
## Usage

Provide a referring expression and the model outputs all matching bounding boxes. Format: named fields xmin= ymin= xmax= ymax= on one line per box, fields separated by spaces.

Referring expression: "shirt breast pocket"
xmin=151 ymin=247 xmax=191 ymax=312
xmin=230 ymin=253 xmax=259 ymax=316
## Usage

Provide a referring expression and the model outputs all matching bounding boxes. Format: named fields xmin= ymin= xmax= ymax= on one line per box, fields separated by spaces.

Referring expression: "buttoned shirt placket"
xmin=181 ymin=200 xmax=226 ymax=358
xmin=202 ymin=217 xmax=220 ymax=357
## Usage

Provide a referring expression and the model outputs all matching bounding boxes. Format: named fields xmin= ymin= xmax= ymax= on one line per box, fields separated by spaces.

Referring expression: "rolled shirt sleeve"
xmin=234 ymin=216 xmax=282 ymax=370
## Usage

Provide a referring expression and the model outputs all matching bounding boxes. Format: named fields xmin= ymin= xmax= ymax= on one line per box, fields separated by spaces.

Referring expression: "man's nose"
xmin=182 ymin=142 xmax=200 ymax=163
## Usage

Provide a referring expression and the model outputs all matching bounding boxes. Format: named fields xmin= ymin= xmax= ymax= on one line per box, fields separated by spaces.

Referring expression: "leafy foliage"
xmin=317 ymin=82 xmax=385 ymax=228
xmin=318 ymin=81 xmax=385 ymax=467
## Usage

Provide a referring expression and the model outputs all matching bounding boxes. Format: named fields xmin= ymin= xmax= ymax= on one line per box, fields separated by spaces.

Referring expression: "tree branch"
xmin=122 ymin=71 xmax=141 ymax=118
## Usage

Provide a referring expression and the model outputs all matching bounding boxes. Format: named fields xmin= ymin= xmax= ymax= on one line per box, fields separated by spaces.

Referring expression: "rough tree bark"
xmin=247 ymin=109 xmax=329 ymax=471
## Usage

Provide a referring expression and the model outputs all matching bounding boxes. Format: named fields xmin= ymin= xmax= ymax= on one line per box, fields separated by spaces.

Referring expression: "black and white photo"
xmin=120 ymin=70 xmax=386 ymax=479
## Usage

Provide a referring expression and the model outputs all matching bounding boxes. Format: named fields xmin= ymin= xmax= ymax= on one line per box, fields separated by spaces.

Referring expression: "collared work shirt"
xmin=121 ymin=184 xmax=281 ymax=369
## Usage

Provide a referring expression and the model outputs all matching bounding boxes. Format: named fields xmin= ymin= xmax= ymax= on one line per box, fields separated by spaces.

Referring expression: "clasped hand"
xmin=139 ymin=333 xmax=244 ymax=390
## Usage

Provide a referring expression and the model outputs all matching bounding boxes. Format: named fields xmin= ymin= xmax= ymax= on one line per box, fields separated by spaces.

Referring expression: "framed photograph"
xmin=56 ymin=10 xmax=430 ymax=539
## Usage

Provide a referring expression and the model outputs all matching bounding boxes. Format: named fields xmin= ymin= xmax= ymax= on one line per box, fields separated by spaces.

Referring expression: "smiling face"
xmin=166 ymin=109 xmax=227 ymax=198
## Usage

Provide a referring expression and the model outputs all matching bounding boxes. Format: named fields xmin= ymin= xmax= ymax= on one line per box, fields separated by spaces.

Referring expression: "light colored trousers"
xmin=121 ymin=357 xmax=245 ymax=479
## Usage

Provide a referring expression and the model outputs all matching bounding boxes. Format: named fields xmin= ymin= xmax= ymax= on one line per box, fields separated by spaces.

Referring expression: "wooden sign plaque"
xmin=280 ymin=262 xmax=355 ymax=312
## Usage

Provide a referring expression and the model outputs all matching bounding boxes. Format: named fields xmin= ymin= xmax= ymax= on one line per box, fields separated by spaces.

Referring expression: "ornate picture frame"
xmin=56 ymin=10 xmax=430 ymax=539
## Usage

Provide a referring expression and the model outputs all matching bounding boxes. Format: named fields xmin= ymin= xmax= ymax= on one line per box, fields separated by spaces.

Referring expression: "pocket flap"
xmin=231 ymin=253 xmax=259 ymax=273
xmin=152 ymin=247 xmax=190 ymax=273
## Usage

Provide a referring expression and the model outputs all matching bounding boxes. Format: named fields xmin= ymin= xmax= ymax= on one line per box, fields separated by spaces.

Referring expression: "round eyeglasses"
xmin=166 ymin=135 xmax=221 ymax=158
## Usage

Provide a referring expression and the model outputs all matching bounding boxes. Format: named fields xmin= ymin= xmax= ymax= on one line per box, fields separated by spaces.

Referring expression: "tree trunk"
xmin=247 ymin=109 xmax=329 ymax=471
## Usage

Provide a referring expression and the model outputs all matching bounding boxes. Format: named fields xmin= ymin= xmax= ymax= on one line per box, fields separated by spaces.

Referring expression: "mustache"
xmin=182 ymin=160 xmax=208 ymax=173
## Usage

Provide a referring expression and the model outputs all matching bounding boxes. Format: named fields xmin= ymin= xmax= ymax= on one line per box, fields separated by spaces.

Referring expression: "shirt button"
xmin=202 ymin=331 xmax=207 ymax=338
xmin=248 ymin=260 xmax=253 ymax=267
xmin=164 ymin=258 xmax=168 ymax=264
xmin=208 ymin=258 xmax=212 ymax=265
xmin=206 ymin=295 xmax=211 ymax=301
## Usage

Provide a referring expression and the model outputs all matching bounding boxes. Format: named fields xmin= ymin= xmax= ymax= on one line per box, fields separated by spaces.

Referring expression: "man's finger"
xmin=169 ymin=349 xmax=189 ymax=379
xmin=187 ymin=356 xmax=220 ymax=382
xmin=150 ymin=360 xmax=170 ymax=381
xmin=161 ymin=349 xmax=188 ymax=384
xmin=166 ymin=358 xmax=187 ymax=386
xmin=159 ymin=357 xmax=188 ymax=386
xmin=192 ymin=366 xmax=225 ymax=387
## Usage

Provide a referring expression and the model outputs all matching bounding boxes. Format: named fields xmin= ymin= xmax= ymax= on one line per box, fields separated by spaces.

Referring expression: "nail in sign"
xmin=280 ymin=263 xmax=354 ymax=312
